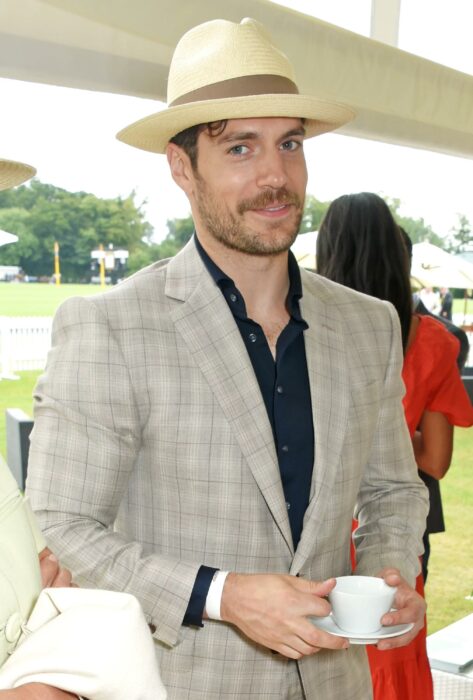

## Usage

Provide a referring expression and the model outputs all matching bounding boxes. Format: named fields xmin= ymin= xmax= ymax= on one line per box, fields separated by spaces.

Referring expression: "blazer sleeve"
xmin=26 ymin=295 xmax=200 ymax=647
xmin=352 ymin=302 xmax=429 ymax=585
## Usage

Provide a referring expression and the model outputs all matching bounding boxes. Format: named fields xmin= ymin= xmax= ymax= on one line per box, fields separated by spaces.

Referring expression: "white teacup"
xmin=328 ymin=575 xmax=397 ymax=634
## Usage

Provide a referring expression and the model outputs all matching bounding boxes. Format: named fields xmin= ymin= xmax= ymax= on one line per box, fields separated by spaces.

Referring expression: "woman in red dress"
xmin=316 ymin=192 xmax=473 ymax=700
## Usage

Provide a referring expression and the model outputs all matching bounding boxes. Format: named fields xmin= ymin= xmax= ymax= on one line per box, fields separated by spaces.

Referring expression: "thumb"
xmin=297 ymin=577 xmax=337 ymax=597
xmin=377 ymin=567 xmax=402 ymax=587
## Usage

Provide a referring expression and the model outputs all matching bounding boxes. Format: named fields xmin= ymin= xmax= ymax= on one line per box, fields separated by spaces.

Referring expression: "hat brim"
xmin=0 ymin=159 xmax=36 ymax=191
xmin=116 ymin=94 xmax=355 ymax=154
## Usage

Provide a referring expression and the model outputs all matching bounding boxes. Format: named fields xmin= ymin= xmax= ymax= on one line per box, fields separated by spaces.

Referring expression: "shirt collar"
xmin=194 ymin=233 xmax=304 ymax=319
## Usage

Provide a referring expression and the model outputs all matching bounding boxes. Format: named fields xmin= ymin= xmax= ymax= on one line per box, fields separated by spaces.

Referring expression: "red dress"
xmin=357 ymin=315 xmax=473 ymax=700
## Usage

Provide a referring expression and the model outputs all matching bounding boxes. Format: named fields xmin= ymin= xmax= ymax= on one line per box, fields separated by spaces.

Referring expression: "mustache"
xmin=237 ymin=188 xmax=302 ymax=215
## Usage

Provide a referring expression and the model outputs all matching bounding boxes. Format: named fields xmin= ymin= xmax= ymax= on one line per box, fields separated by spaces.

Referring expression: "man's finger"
xmin=40 ymin=554 xmax=73 ymax=588
xmin=301 ymin=619 xmax=349 ymax=651
xmin=377 ymin=627 xmax=421 ymax=650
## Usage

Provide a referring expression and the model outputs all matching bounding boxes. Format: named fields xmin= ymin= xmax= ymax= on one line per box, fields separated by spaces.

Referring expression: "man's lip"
xmin=249 ymin=203 xmax=293 ymax=216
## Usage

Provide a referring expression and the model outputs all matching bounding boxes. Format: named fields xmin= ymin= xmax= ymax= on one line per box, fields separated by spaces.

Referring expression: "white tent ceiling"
xmin=0 ymin=0 xmax=472 ymax=158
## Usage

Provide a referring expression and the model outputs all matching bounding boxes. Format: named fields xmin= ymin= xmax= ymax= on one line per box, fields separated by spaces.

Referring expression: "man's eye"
xmin=229 ymin=144 xmax=249 ymax=155
xmin=281 ymin=140 xmax=300 ymax=151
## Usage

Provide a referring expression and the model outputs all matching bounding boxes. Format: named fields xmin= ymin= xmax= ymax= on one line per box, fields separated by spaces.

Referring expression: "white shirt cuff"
xmin=205 ymin=570 xmax=229 ymax=620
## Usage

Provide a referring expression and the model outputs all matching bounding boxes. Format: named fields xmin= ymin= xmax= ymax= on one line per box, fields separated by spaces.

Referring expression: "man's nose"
xmin=255 ymin=150 xmax=288 ymax=189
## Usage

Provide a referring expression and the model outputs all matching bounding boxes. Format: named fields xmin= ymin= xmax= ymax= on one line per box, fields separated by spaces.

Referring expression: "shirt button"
xmin=248 ymin=333 xmax=257 ymax=343
xmin=230 ymin=293 xmax=237 ymax=302
xmin=286 ymin=501 xmax=291 ymax=510
xmin=281 ymin=445 xmax=289 ymax=453
xmin=276 ymin=385 xmax=284 ymax=394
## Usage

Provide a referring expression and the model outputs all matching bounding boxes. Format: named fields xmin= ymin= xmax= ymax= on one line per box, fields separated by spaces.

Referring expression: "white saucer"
xmin=310 ymin=614 xmax=414 ymax=645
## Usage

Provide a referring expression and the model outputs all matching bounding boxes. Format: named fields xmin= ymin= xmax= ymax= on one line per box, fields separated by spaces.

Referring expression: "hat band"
xmin=169 ymin=74 xmax=299 ymax=107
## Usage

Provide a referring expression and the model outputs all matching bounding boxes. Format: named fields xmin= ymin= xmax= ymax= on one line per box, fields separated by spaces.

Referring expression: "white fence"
xmin=0 ymin=316 xmax=52 ymax=379
xmin=0 ymin=315 xmax=472 ymax=380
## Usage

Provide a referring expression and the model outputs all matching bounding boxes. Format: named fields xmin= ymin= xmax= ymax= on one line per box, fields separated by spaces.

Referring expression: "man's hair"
xmin=169 ymin=121 xmax=228 ymax=170
xmin=316 ymin=192 xmax=413 ymax=353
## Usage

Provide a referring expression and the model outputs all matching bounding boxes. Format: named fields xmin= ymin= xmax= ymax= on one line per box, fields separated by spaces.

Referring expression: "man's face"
xmin=188 ymin=117 xmax=308 ymax=256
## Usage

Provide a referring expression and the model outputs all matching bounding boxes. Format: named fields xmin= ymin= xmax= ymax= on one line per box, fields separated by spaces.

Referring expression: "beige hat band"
xmin=170 ymin=74 xmax=299 ymax=107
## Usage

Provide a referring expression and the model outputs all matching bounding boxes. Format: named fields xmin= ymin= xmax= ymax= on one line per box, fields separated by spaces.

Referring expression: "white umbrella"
xmin=411 ymin=242 xmax=473 ymax=290
xmin=0 ymin=229 xmax=18 ymax=247
xmin=291 ymin=230 xmax=317 ymax=270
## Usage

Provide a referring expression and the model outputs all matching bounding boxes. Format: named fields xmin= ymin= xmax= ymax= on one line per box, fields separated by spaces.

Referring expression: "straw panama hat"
xmin=117 ymin=17 xmax=356 ymax=154
xmin=0 ymin=158 xmax=36 ymax=191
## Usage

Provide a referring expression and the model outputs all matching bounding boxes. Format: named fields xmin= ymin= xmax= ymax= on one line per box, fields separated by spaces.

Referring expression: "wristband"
xmin=205 ymin=570 xmax=229 ymax=620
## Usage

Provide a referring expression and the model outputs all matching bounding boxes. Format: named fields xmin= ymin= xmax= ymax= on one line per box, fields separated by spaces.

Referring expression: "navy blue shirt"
xmin=183 ymin=235 xmax=314 ymax=626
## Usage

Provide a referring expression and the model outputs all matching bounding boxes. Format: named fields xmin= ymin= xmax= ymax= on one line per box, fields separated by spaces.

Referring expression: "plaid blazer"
xmin=27 ymin=238 xmax=428 ymax=699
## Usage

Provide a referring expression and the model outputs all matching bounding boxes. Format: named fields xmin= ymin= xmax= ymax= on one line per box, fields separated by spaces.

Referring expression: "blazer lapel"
xmin=291 ymin=271 xmax=351 ymax=572
xmin=165 ymin=240 xmax=294 ymax=554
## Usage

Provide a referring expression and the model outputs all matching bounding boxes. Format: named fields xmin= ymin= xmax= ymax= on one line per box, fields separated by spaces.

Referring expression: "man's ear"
xmin=166 ymin=143 xmax=195 ymax=197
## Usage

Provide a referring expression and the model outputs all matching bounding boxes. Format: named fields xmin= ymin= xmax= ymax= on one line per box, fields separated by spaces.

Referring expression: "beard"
xmin=194 ymin=176 xmax=304 ymax=256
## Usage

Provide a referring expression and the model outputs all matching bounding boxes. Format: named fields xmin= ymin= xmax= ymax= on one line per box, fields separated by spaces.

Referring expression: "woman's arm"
xmin=412 ymin=410 xmax=454 ymax=480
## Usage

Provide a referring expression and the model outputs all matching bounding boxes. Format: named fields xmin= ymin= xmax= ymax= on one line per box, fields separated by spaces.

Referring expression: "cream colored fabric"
xmin=0 ymin=459 xmax=42 ymax=666
xmin=0 ymin=588 xmax=167 ymax=700
xmin=23 ymin=496 xmax=47 ymax=553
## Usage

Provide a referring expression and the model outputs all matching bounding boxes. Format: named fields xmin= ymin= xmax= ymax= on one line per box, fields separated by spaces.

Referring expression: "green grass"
xmin=0 ymin=371 xmax=38 ymax=462
xmin=0 ymin=283 xmax=104 ymax=316
xmin=1 ymin=370 xmax=472 ymax=635
xmin=425 ymin=427 xmax=473 ymax=633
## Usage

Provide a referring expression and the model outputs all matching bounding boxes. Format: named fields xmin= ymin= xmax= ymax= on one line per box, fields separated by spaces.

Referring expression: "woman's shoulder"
xmin=414 ymin=314 xmax=460 ymax=352
xmin=405 ymin=314 xmax=460 ymax=379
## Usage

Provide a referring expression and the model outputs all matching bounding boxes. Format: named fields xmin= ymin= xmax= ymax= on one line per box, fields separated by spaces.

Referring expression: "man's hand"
xmin=38 ymin=548 xmax=73 ymax=588
xmin=220 ymin=573 xmax=349 ymax=659
xmin=0 ymin=683 xmax=76 ymax=699
xmin=376 ymin=568 xmax=426 ymax=650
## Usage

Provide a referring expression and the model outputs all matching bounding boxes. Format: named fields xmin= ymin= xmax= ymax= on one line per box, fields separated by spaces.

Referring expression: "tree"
xmin=165 ymin=215 xmax=194 ymax=249
xmin=127 ymin=214 xmax=195 ymax=274
xmin=0 ymin=208 xmax=36 ymax=267
xmin=385 ymin=197 xmax=445 ymax=248
xmin=445 ymin=214 xmax=472 ymax=254
xmin=0 ymin=180 xmax=152 ymax=281
xmin=299 ymin=195 xmax=330 ymax=233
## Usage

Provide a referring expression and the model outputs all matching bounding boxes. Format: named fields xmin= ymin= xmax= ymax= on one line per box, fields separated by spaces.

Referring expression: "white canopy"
xmin=0 ymin=0 xmax=472 ymax=159
xmin=411 ymin=242 xmax=473 ymax=290
xmin=0 ymin=230 xmax=18 ymax=248
xmin=291 ymin=230 xmax=317 ymax=271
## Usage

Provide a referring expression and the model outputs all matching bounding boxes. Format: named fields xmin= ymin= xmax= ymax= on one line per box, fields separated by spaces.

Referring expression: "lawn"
xmin=0 ymin=370 xmax=472 ymax=635
xmin=425 ymin=427 xmax=473 ymax=633
xmin=0 ymin=282 xmax=104 ymax=316
xmin=0 ymin=282 xmax=471 ymax=319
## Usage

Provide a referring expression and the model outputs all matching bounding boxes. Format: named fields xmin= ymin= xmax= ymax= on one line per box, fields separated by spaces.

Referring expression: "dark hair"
xmin=316 ymin=192 xmax=413 ymax=352
xmin=398 ymin=226 xmax=413 ymax=261
xmin=169 ymin=121 xmax=228 ymax=170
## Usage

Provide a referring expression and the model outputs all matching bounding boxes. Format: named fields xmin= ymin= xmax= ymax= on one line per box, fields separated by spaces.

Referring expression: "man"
xmin=419 ymin=286 xmax=440 ymax=315
xmin=27 ymin=18 xmax=429 ymax=700
xmin=439 ymin=287 xmax=453 ymax=321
